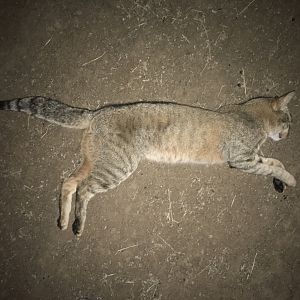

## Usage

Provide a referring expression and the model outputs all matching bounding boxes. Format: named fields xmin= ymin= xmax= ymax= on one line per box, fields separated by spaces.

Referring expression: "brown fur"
xmin=0 ymin=92 xmax=296 ymax=236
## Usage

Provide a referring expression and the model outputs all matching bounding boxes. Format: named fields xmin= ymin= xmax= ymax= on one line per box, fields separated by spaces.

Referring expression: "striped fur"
xmin=0 ymin=96 xmax=92 ymax=129
xmin=0 ymin=92 xmax=296 ymax=236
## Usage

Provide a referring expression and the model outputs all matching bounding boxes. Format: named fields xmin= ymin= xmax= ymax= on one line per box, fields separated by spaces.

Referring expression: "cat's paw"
xmin=57 ymin=218 xmax=68 ymax=230
xmin=72 ymin=219 xmax=83 ymax=237
xmin=273 ymin=178 xmax=285 ymax=193
xmin=286 ymin=175 xmax=296 ymax=187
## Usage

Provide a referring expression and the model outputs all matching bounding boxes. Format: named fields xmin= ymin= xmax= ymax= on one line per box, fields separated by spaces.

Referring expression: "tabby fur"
xmin=0 ymin=92 xmax=296 ymax=236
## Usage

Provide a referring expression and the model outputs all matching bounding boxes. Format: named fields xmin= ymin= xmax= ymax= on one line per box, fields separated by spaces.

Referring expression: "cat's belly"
xmin=145 ymin=148 xmax=225 ymax=165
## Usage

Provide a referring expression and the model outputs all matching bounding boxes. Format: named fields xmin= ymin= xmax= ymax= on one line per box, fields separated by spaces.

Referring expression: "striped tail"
xmin=0 ymin=96 xmax=93 ymax=129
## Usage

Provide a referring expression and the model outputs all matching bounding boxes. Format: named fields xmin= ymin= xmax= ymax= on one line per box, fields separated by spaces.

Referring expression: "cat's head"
xmin=267 ymin=91 xmax=295 ymax=141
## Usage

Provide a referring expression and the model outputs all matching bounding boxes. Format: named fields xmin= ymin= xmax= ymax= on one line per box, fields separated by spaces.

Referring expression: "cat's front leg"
xmin=259 ymin=157 xmax=288 ymax=192
xmin=260 ymin=157 xmax=285 ymax=169
xmin=229 ymin=155 xmax=296 ymax=187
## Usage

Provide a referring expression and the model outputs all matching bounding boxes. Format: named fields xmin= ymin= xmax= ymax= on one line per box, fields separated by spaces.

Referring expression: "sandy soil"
xmin=0 ymin=1 xmax=299 ymax=299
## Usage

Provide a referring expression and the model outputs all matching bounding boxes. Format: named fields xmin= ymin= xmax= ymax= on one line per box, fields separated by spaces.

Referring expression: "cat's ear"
xmin=272 ymin=91 xmax=296 ymax=111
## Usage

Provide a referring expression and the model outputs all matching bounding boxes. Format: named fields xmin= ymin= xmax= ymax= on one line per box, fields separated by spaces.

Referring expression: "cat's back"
xmin=92 ymin=101 xmax=223 ymax=129
xmin=91 ymin=101 xmax=260 ymax=143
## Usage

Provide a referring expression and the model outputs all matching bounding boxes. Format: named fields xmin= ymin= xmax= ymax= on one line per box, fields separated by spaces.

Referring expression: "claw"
xmin=273 ymin=178 xmax=285 ymax=193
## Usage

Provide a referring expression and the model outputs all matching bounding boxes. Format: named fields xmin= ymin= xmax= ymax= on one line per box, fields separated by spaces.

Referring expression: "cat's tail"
xmin=0 ymin=96 xmax=93 ymax=129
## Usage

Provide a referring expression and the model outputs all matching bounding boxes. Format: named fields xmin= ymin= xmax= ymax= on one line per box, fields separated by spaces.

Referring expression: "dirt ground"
xmin=0 ymin=1 xmax=299 ymax=299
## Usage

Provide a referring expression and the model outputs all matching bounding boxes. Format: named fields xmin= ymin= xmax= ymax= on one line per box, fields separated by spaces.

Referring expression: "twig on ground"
xmin=178 ymin=191 xmax=188 ymax=222
xmin=217 ymin=85 xmax=226 ymax=98
xmin=181 ymin=34 xmax=190 ymax=44
xmin=157 ymin=234 xmax=178 ymax=253
xmin=247 ymin=252 xmax=258 ymax=280
xmin=100 ymin=273 xmax=115 ymax=282
xmin=275 ymin=217 xmax=283 ymax=227
xmin=231 ymin=195 xmax=236 ymax=207
xmin=198 ymin=263 xmax=210 ymax=275
xmin=115 ymin=244 xmax=139 ymax=255
xmin=40 ymin=124 xmax=52 ymax=139
xmin=199 ymin=16 xmax=212 ymax=60
xmin=166 ymin=189 xmax=179 ymax=226
xmin=131 ymin=189 xmax=138 ymax=201
xmin=200 ymin=60 xmax=209 ymax=75
xmin=146 ymin=281 xmax=159 ymax=293
xmin=27 ymin=115 xmax=30 ymax=129
xmin=217 ymin=207 xmax=228 ymax=220
xmin=194 ymin=14 xmax=212 ymax=75
xmin=241 ymin=68 xmax=247 ymax=96
xmin=24 ymin=185 xmax=33 ymax=190
xmin=237 ymin=0 xmax=256 ymax=16
xmin=42 ymin=37 xmax=52 ymax=49
xmin=81 ymin=51 xmax=106 ymax=67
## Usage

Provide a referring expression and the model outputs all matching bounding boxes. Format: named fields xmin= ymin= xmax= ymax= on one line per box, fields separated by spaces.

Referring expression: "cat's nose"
xmin=279 ymin=131 xmax=289 ymax=139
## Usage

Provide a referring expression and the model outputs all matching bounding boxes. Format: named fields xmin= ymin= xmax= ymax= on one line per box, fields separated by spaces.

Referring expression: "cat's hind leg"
xmin=72 ymin=153 xmax=140 ymax=236
xmin=58 ymin=158 xmax=92 ymax=230
xmin=72 ymin=177 xmax=98 ymax=236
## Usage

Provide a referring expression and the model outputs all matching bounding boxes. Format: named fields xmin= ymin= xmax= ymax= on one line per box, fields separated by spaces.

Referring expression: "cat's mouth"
xmin=269 ymin=131 xmax=289 ymax=141
xmin=279 ymin=130 xmax=289 ymax=139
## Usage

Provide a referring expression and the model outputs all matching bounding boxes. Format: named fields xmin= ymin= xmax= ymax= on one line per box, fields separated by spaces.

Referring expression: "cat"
xmin=0 ymin=91 xmax=296 ymax=236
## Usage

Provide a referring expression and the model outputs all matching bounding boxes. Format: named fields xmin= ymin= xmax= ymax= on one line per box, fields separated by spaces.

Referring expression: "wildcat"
xmin=0 ymin=92 xmax=296 ymax=236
